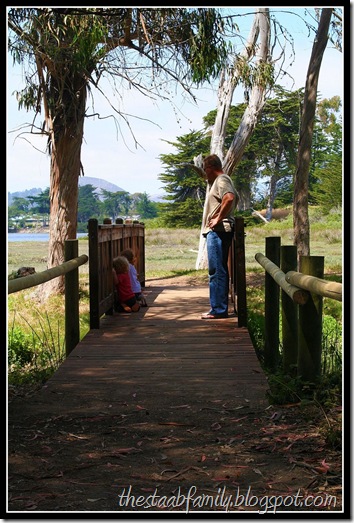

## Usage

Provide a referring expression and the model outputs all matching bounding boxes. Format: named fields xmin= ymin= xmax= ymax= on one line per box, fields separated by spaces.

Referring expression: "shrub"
xmin=8 ymin=326 xmax=35 ymax=367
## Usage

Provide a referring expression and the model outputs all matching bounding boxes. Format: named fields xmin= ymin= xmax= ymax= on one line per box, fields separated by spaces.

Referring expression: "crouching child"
xmin=112 ymin=256 xmax=140 ymax=313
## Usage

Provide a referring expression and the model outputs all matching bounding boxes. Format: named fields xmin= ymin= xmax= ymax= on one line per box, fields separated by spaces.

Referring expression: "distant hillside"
xmin=7 ymin=188 xmax=43 ymax=206
xmin=78 ymin=177 xmax=125 ymax=201
xmin=8 ymin=177 xmax=166 ymax=205
xmin=79 ymin=176 xmax=125 ymax=194
xmin=8 ymin=177 xmax=125 ymax=206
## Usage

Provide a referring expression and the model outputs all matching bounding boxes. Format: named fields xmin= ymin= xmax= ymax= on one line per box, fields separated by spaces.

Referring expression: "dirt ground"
xmin=7 ymin=276 xmax=343 ymax=516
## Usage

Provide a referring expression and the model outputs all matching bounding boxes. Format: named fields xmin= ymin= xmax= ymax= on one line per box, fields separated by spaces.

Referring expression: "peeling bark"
xmin=40 ymin=80 xmax=86 ymax=297
xmin=196 ymin=8 xmax=270 ymax=269
xmin=293 ymin=8 xmax=333 ymax=259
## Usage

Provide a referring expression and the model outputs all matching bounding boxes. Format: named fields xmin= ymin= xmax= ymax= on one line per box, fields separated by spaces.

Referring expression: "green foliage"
xmin=143 ymin=216 xmax=168 ymax=229
xmin=155 ymin=90 xmax=342 ymax=215
xmin=27 ymin=189 xmax=50 ymax=214
xmin=321 ymin=315 xmax=342 ymax=375
xmin=132 ymin=192 xmax=158 ymax=219
xmin=8 ymin=8 xmax=236 ymax=115
xmin=100 ymin=189 xmax=131 ymax=221
xmin=236 ymin=209 xmax=261 ymax=228
xmin=266 ymin=373 xmax=305 ymax=404
xmin=8 ymin=186 xmax=161 ymax=226
xmin=158 ymin=130 xmax=208 ymax=227
xmin=311 ymin=159 xmax=342 ymax=208
xmin=186 ymin=8 xmax=233 ymax=82
xmin=8 ymin=326 xmax=35 ymax=366
xmin=78 ymin=184 xmax=101 ymax=222
xmin=247 ymin=310 xmax=265 ymax=364
xmin=9 ymin=310 xmax=66 ymax=375
xmin=159 ymin=199 xmax=204 ymax=227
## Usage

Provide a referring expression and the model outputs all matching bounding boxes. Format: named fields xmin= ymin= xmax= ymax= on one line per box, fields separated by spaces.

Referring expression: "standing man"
xmin=201 ymin=154 xmax=238 ymax=319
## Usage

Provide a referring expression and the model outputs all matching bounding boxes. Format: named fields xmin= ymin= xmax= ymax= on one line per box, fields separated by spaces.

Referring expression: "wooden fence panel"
xmin=88 ymin=219 xmax=145 ymax=329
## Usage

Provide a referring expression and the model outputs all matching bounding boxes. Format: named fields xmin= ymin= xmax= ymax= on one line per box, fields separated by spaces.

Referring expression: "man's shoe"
xmin=201 ymin=312 xmax=228 ymax=319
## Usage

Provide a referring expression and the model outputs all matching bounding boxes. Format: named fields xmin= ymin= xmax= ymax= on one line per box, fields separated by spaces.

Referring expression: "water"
xmin=8 ymin=233 xmax=88 ymax=242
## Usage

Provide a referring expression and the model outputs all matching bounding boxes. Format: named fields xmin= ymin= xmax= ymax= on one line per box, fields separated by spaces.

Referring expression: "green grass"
xmin=7 ymin=206 xmax=343 ymax=391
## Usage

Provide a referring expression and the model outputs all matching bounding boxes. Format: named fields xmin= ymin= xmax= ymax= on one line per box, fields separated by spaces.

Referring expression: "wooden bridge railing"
xmin=88 ymin=217 xmax=246 ymax=329
xmin=88 ymin=218 xmax=145 ymax=329
xmin=230 ymin=217 xmax=247 ymax=327
xmin=8 ymin=240 xmax=88 ymax=356
xmin=255 ymin=236 xmax=342 ymax=380
xmin=8 ymin=219 xmax=244 ymax=358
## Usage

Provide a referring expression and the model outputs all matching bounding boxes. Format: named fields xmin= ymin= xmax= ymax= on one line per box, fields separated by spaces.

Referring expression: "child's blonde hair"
xmin=113 ymin=256 xmax=129 ymax=274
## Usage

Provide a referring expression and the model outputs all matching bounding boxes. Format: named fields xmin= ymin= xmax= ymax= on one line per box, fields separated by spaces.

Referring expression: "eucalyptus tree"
xmin=159 ymin=87 xmax=302 ymax=226
xmin=293 ymin=7 xmax=342 ymax=258
xmin=189 ymin=7 xmax=342 ymax=268
xmin=194 ymin=7 xmax=273 ymax=268
xmin=8 ymin=7 xmax=234 ymax=294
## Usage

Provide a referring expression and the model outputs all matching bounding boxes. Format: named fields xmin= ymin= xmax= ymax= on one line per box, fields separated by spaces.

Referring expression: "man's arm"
xmin=208 ymin=192 xmax=235 ymax=229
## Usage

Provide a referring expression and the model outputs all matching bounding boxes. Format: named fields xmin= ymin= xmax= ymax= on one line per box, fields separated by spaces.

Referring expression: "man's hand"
xmin=208 ymin=217 xmax=219 ymax=229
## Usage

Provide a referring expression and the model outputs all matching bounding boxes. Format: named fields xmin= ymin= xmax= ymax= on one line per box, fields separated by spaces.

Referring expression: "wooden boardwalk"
xmin=8 ymin=282 xmax=270 ymax=512
xmin=21 ymin=282 xmax=268 ymax=411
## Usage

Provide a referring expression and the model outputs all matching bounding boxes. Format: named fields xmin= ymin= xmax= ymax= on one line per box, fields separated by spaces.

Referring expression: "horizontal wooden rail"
xmin=285 ymin=271 xmax=342 ymax=302
xmin=8 ymin=240 xmax=88 ymax=356
xmin=8 ymin=255 xmax=88 ymax=294
xmin=255 ymin=253 xmax=309 ymax=305
xmin=256 ymin=244 xmax=342 ymax=381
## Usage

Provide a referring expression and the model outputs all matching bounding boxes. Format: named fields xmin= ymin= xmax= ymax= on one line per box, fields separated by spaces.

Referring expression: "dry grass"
xmin=7 ymin=212 xmax=342 ymax=346
xmin=8 ymin=218 xmax=342 ymax=279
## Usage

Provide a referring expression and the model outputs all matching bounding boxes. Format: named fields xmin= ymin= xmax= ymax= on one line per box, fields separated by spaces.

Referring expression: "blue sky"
xmin=6 ymin=7 xmax=344 ymax=197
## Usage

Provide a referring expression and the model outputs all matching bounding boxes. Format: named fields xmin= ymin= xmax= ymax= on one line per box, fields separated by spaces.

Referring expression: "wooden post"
xmin=281 ymin=245 xmax=298 ymax=376
xmin=105 ymin=225 xmax=114 ymax=316
xmin=229 ymin=230 xmax=236 ymax=312
xmin=264 ymin=236 xmax=280 ymax=371
xmin=234 ymin=217 xmax=247 ymax=327
xmin=65 ymin=240 xmax=80 ymax=356
xmin=88 ymin=218 xmax=100 ymax=329
xmin=139 ymin=224 xmax=146 ymax=287
xmin=297 ymin=255 xmax=324 ymax=381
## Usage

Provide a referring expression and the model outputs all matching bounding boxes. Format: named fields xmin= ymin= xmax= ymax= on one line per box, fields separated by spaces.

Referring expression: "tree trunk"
xmin=40 ymin=83 xmax=86 ymax=297
xmin=223 ymin=9 xmax=270 ymax=175
xmin=293 ymin=8 xmax=333 ymax=259
xmin=209 ymin=9 xmax=267 ymax=163
xmin=265 ymin=145 xmax=283 ymax=220
xmin=196 ymin=8 xmax=270 ymax=269
xmin=238 ymin=188 xmax=252 ymax=211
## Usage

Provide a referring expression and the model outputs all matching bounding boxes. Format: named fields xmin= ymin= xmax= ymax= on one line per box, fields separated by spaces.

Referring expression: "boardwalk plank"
xmin=8 ymin=283 xmax=271 ymax=512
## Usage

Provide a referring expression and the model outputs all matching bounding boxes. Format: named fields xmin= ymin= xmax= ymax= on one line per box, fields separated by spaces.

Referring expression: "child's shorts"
xmin=125 ymin=296 xmax=139 ymax=308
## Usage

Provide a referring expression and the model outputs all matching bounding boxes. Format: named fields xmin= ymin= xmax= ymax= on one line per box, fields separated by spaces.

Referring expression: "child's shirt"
xmin=116 ymin=272 xmax=135 ymax=302
xmin=128 ymin=263 xmax=142 ymax=294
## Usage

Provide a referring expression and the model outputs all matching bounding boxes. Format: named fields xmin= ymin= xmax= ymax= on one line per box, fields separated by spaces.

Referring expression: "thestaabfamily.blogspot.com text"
xmin=117 ymin=485 xmax=338 ymax=513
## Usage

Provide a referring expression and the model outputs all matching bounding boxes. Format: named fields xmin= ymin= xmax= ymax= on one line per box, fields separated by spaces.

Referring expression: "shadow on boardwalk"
xmin=7 ymin=282 xmax=342 ymax=514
